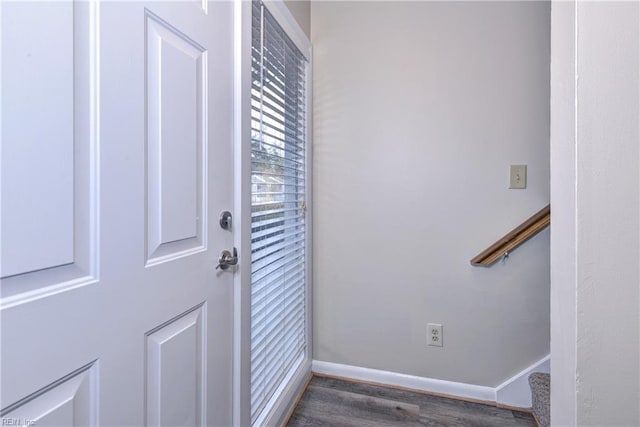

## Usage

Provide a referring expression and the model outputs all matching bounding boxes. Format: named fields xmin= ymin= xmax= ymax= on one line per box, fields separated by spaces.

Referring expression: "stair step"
xmin=529 ymin=372 xmax=550 ymax=427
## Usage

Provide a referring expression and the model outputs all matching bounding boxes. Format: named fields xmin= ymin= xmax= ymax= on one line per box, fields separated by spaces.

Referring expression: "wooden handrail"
xmin=471 ymin=204 xmax=550 ymax=267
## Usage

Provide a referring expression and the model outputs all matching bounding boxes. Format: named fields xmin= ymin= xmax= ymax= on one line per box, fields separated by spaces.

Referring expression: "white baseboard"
xmin=256 ymin=357 xmax=312 ymax=427
xmin=495 ymin=355 xmax=550 ymax=408
xmin=311 ymin=360 xmax=496 ymax=403
xmin=312 ymin=355 xmax=551 ymax=409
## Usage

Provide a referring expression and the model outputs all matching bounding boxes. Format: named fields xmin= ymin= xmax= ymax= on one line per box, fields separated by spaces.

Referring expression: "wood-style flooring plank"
xmin=286 ymin=376 xmax=537 ymax=427
xmin=289 ymin=384 xmax=422 ymax=427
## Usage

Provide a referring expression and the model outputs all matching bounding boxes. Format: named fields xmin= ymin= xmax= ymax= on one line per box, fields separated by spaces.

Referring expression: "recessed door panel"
xmin=146 ymin=305 xmax=206 ymax=427
xmin=146 ymin=12 xmax=206 ymax=266
xmin=1 ymin=363 xmax=98 ymax=427
xmin=1 ymin=2 xmax=74 ymax=277
xmin=0 ymin=0 xmax=98 ymax=308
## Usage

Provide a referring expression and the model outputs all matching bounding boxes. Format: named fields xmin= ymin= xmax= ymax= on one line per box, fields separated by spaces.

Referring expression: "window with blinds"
xmin=250 ymin=1 xmax=308 ymax=424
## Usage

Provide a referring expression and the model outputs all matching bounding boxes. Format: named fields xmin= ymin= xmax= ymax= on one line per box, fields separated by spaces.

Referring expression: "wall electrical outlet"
xmin=427 ymin=323 xmax=443 ymax=347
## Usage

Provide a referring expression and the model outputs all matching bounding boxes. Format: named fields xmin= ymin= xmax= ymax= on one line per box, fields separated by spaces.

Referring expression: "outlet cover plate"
xmin=427 ymin=323 xmax=443 ymax=347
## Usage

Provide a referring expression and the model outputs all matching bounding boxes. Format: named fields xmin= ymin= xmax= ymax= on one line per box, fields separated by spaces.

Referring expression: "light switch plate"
xmin=509 ymin=165 xmax=527 ymax=189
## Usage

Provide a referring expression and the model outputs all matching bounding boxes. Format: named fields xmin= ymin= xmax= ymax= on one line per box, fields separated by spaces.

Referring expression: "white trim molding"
xmin=254 ymin=359 xmax=311 ymax=427
xmin=233 ymin=1 xmax=313 ymax=425
xmin=312 ymin=355 xmax=551 ymax=409
xmin=232 ymin=0 xmax=253 ymax=425
xmin=495 ymin=355 xmax=550 ymax=408
xmin=312 ymin=360 xmax=495 ymax=403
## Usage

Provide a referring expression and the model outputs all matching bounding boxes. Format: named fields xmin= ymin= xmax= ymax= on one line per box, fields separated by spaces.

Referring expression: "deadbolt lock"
xmin=219 ymin=211 xmax=232 ymax=230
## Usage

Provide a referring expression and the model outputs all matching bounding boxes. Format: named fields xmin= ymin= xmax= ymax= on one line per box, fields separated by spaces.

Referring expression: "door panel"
xmin=145 ymin=304 xmax=206 ymax=427
xmin=1 ymin=1 xmax=234 ymax=426
xmin=0 ymin=0 xmax=98 ymax=307
xmin=1 ymin=1 xmax=75 ymax=278
xmin=146 ymin=10 xmax=207 ymax=264
xmin=1 ymin=362 xmax=98 ymax=427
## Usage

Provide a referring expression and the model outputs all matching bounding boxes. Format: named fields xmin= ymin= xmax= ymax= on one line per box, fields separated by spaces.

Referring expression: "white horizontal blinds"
xmin=250 ymin=1 xmax=307 ymax=424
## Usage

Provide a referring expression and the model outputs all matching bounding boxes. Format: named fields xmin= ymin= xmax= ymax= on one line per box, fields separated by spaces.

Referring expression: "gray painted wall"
xmin=551 ymin=1 xmax=640 ymax=424
xmin=311 ymin=1 xmax=551 ymax=387
xmin=283 ymin=0 xmax=310 ymax=38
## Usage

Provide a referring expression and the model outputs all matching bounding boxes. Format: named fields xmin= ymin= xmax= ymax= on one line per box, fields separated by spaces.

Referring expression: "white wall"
xmin=311 ymin=1 xmax=551 ymax=388
xmin=549 ymin=1 xmax=577 ymax=425
xmin=551 ymin=1 xmax=640 ymax=425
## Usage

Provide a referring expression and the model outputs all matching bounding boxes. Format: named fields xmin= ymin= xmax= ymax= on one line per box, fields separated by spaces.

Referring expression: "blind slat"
xmin=251 ymin=241 xmax=305 ymax=273
xmin=251 ymin=160 xmax=303 ymax=174
xmin=251 ymin=255 xmax=304 ymax=286
xmin=252 ymin=215 xmax=299 ymax=231
xmin=251 ymin=226 xmax=305 ymax=253
xmin=251 ymin=273 xmax=305 ymax=316
xmin=251 ymin=147 xmax=306 ymax=168
xmin=252 ymin=205 xmax=303 ymax=218
xmin=251 ymin=297 xmax=304 ymax=351
xmin=250 ymin=137 xmax=306 ymax=161
xmin=251 ymin=220 xmax=304 ymax=240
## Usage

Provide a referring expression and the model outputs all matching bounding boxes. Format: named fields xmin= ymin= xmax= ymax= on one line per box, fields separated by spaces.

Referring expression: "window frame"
xmin=233 ymin=1 xmax=312 ymax=426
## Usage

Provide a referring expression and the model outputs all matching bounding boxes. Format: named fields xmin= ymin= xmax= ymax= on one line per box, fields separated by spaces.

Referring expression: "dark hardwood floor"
xmin=286 ymin=376 xmax=537 ymax=427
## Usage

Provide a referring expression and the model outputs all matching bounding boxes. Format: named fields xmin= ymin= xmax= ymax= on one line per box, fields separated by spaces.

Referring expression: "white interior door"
xmin=0 ymin=1 xmax=235 ymax=426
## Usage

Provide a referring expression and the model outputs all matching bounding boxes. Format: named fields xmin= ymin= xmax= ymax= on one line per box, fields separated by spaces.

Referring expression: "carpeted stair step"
xmin=529 ymin=372 xmax=550 ymax=427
